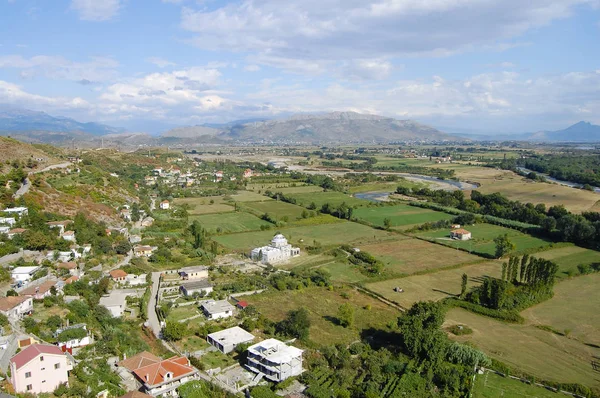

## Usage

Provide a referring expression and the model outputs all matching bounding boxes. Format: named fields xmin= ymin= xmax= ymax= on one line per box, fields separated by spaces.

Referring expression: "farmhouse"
xmin=0 ymin=296 xmax=33 ymax=319
xmin=10 ymin=344 xmax=72 ymax=394
xmin=207 ymin=326 xmax=254 ymax=354
xmin=200 ymin=300 xmax=235 ymax=320
xmin=246 ymin=338 xmax=304 ymax=382
xmin=450 ymin=228 xmax=472 ymax=241
xmin=179 ymin=279 xmax=213 ymax=297
xmin=250 ymin=234 xmax=300 ymax=265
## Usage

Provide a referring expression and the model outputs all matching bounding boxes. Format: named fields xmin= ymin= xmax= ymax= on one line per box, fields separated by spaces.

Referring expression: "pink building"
xmin=10 ymin=344 xmax=72 ymax=394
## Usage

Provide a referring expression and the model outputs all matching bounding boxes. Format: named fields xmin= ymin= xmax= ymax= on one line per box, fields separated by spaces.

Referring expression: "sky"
xmin=0 ymin=0 xmax=599 ymax=134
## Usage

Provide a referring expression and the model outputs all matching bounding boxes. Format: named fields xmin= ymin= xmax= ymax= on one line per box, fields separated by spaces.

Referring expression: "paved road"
xmin=147 ymin=272 xmax=162 ymax=338
xmin=13 ymin=162 xmax=73 ymax=199
xmin=33 ymin=162 xmax=72 ymax=174
xmin=13 ymin=178 xmax=31 ymax=199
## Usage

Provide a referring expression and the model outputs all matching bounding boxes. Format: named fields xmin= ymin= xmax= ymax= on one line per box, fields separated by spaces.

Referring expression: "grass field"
xmin=365 ymin=260 xmax=503 ymax=308
xmin=445 ymin=308 xmax=600 ymax=388
xmin=243 ymin=200 xmax=309 ymax=221
xmin=353 ymin=204 xmax=454 ymax=229
xmin=416 ymin=224 xmax=552 ymax=258
xmin=189 ymin=212 xmax=272 ymax=234
xmin=360 ymin=237 xmax=481 ymax=275
xmin=230 ymin=191 xmax=273 ymax=202
xmin=287 ymin=191 xmax=369 ymax=208
xmin=532 ymin=245 xmax=600 ymax=279
xmin=214 ymin=221 xmax=392 ymax=251
xmin=521 ymin=273 xmax=600 ymax=346
xmin=473 ymin=371 xmax=565 ymax=398
xmin=247 ymin=183 xmax=323 ymax=194
xmin=246 ymin=286 xmax=401 ymax=346
xmin=173 ymin=196 xmax=234 ymax=215
xmin=166 ymin=306 xmax=201 ymax=323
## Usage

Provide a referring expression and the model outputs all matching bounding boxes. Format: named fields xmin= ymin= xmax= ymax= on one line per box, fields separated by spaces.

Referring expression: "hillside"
xmin=162 ymin=111 xmax=454 ymax=143
xmin=0 ymin=137 xmax=63 ymax=173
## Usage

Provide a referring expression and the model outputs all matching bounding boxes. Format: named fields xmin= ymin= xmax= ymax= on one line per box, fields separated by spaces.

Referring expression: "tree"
xmin=460 ymin=274 xmax=468 ymax=299
xmin=163 ymin=322 xmax=187 ymax=341
xmin=277 ymin=308 xmax=311 ymax=340
xmin=6 ymin=289 xmax=18 ymax=297
xmin=520 ymin=254 xmax=529 ymax=282
xmin=494 ymin=234 xmax=515 ymax=259
xmin=383 ymin=218 xmax=392 ymax=230
xmin=501 ymin=262 xmax=507 ymax=281
xmin=398 ymin=301 xmax=447 ymax=366
xmin=338 ymin=303 xmax=354 ymax=328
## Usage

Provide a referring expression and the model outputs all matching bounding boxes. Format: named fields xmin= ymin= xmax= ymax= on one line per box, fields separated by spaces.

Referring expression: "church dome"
xmin=271 ymin=234 xmax=288 ymax=247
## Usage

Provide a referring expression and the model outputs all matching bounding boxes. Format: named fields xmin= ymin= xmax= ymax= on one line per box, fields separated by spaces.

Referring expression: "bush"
xmin=447 ymin=324 xmax=473 ymax=336
xmin=445 ymin=299 xmax=524 ymax=323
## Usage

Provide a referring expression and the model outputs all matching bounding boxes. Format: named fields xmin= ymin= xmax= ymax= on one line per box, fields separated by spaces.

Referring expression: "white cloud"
xmin=0 ymin=55 xmax=119 ymax=82
xmin=244 ymin=64 xmax=261 ymax=72
xmin=146 ymin=57 xmax=177 ymax=68
xmin=70 ymin=0 xmax=121 ymax=21
xmin=0 ymin=80 xmax=90 ymax=110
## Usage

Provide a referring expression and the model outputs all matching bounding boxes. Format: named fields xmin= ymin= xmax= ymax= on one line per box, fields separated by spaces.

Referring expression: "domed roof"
xmin=271 ymin=234 xmax=288 ymax=246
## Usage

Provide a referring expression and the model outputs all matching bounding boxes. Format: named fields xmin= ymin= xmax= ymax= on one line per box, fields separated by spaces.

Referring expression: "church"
xmin=250 ymin=234 xmax=300 ymax=265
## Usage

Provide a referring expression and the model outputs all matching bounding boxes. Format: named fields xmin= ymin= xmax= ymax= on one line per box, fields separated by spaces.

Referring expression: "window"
xmin=40 ymin=356 xmax=44 ymax=362
xmin=25 ymin=372 xmax=31 ymax=378
xmin=54 ymin=363 xmax=60 ymax=369
xmin=26 ymin=385 xmax=32 ymax=391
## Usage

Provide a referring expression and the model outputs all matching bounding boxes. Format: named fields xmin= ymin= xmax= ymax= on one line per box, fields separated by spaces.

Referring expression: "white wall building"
xmin=246 ymin=338 xmax=303 ymax=382
xmin=200 ymin=300 xmax=235 ymax=320
xmin=207 ymin=327 xmax=254 ymax=354
xmin=250 ymin=234 xmax=300 ymax=265
xmin=3 ymin=207 xmax=28 ymax=217
xmin=0 ymin=296 xmax=33 ymax=320
xmin=11 ymin=266 xmax=41 ymax=283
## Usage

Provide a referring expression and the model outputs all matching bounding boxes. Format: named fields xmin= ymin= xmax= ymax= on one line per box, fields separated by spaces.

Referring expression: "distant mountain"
xmin=162 ymin=111 xmax=454 ymax=143
xmin=539 ymin=121 xmax=600 ymax=142
xmin=0 ymin=107 xmax=125 ymax=137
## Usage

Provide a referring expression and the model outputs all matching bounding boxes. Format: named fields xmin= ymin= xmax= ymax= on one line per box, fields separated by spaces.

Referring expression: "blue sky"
xmin=0 ymin=0 xmax=599 ymax=134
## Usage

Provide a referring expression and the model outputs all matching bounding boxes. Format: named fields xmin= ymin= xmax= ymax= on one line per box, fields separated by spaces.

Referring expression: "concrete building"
xmin=110 ymin=269 xmax=128 ymax=283
xmin=47 ymin=221 xmax=72 ymax=235
xmin=134 ymin=245 xmax=156 ymax=257
xmin=10 ymin=266 xmax=41 ymax=283
xmin=207 ymin=326 xmax=255 ymax=354
xmin=178 ymin=266 xmax=208 ymax=280
xmin=0 ymin=217 xmax=16 ymax=227
xmin=10 ymin=344 xmax=71 ymax=394
xmin=179 ymin=279 xmax=213 ymax=297
xmin=250 ymin=234 xmax=300 ymax=265
xmin=0 ymin=226 xmax=9 ymax=235
xmin=99 ymin=291 xmax=139 ymax=317
xmin=450 ymin=228 xmax=472 ymax=241
xmin=3 ymin=207 xmax=28 ymax=217
xmin=159 ymin=200 xmax=170 ymax=210
xmin=58 ymin=262 xmax=78 ymax=276
xmin=246 ymin=339 xmax=303 ymax=382
xmin=200 ymin=300 xmax=235 ymax=320
xmin=19 ymin=280 xmax=57 ymax=300
xmin=7 ymin=228 xmax=27 ymax=239
xmin=0 ymin=296 xmax=33 ymax=319
xmin=61 ymin=231 xmax=76 ymax=242
xmin=54 ymin=324 xmax=91 ymax=352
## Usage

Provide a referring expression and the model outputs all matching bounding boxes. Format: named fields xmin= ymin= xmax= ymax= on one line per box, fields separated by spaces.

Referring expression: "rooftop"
xmin=179 ymin=265 xmax=208 ymax=273
xmin=207 ymin=326 xmax=254 ymax=346
xmin=248 ymin=338 xmax=303 ymax=364
xmin=132 ymin=356 xmax=197 ymax=387
xmin=118 ymin=351 xmax=161 ymax=371
xmin=0 ymin=296 xmax=30 ymax=311
xmin=20 ymin=280 xmax=57 ymax=296
xmin=110 ymin=269 xmax=128 ymax=278
xmin=181 ymin=279 xmax=212 ymax=290
xmin=10 ymin=266 xmax=40 ymax=275
xmin=10 ymin=344 xmax=64 ymax=370
xmin=58 ymin=262 xmax=77 ymax=270
xmin=201 ymin=300 xmax=235 ymax=315
xmin=451 ymin=228 xmax=471 ymax=234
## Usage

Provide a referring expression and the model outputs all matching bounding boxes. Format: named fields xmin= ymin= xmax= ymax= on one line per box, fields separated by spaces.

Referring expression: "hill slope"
xmin=543 ymin=121 xmax=600 ymax=142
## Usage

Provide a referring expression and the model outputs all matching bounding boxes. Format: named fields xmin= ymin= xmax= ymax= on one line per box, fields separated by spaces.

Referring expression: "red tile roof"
xmin=64 ymin=276 xmax=79 ymax=284
xmin=0 ymin=296 xmax=30 ymax=312
xmin=132 ymin=356 xmax=196 ymax=387
xmin=451 ymin=228 xmax=471 ymax=235
xmin=10 ymin=344 xmax=64 ymax=370
xmin=237 ymin=300 xmax=249 ymax=308
xmin=20 ymin=280 xmax=57 ymax=296
xmin=118 ymin=351 xmax=161 ymax=371
xmin=58 ymin=262 xmax=77 ymax=270
xmin=110 ymin=269 xmax=128 ymax=279
xmin=9 ymin=228 xmax=27 ymax=234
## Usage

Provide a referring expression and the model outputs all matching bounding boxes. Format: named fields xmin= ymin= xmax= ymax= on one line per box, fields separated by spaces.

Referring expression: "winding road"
xmin=13 ymin=161 xmax=73 ymax=199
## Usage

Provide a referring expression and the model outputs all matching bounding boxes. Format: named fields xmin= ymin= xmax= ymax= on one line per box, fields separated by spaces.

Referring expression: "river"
xmin=516 ymin=167 xmax=600 ymax=193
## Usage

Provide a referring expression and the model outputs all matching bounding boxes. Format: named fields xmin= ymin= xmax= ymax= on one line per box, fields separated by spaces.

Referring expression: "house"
xmin=123 ymin=274 xmax=147 ymax=286
xmin=10 ymin=266 xmax=41 ymax=283
xmin=243 ymin=169 xmax=253 ymax=178
xmin=200 ymin=300 xmax=235 ymax=320
xmin=61 ymin=231 xmax=76 ymax=242
xmin=246 ymin=338 xmax=303 ymax=382
xmin=110 ymin=269 xmax=128 ymax=283
xmin=100 ymin=290 xmax=141 ymax=317
xmin=159 ymin=200 xmax=170 ymax=210
xmin=450 ymin=228 xmax=472 ymax=241
xmin=55 ymin=324 xmax=91 ymax=352
xmin=0 ymin=226 xmax=9 ymax=235
xmin=63 ymin=277 xmax=79 ymax=285
xmin=207 ymin=326 xmax=254 ymax=354
xmin=19 ymin=337 xmax=39 ymax=349
xmin=10 ymin=344 xmax=71 ymax=394
xmin=118 ymin=352 xmax=199 ymax=397
xmin=180 ymin=279 xmax=213 ymax=297
xmin=8 ymin=228 xmax=27 ymax=239
xmin=20 ymin=280 xmax=57 ymax=300
xmin=58 ymin=262 xmax=78 ymax=276
xmin=250 ymin=234 xmax=300 ymax=265
xmin=0 ymin=296 xmax=33 ymax=319
xmin=47 ymin=221 xmax=72 ymax=235
xmin=178 ymin=266 xmax=208 ymax=280
xmin=134 ymin=245 xmax=155 ymax=258
xmin=0 ymin=217 xmax=16 ymax=227
xmin=3 ymin=207 xmax=28 ymax=217
xmin=236 ymin=300 xmax=249 ymax=310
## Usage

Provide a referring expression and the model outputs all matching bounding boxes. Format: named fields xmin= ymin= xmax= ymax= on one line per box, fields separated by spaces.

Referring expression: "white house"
xmin=159 ymin=200 xmax=170 ymax=210
xmin=180 ymin=279 xmax=213 ymax=297
xmin=0 ymin=217 xmax=16 ymax=227
xmin=47 ymin=221 xmax=72 ymax=235
xmin=55 ymin=324 xmax=92 ymax=351
xmin=246 ymin=338 xmax=303 ymax=382
xmin=0 ymin=296 xmax=33 ymax=320
xmin=7 ymin=228 xmax=27 ymax=239
xmin=178 ymin=266 xmax=208 ymax=280
xmin=450 ymin=228 xmax=472 ymax=241
xmin=3 ymin=207 xmax=28 ymax=217
xmin=99 ymin=291 xmax=138 ymax=318
xmin=250 ymin=234 xmax=300 ymax=265
xmin=0 ymin=226 xmax=9 ymax=235
xmin=207 ymin=326 xmax=254 ymax=354
xmin=61 ymin=231 xmax=76 ymax=242
xmin=10 ymin=344 xmax=72 ymax=395
xmin=200 ymin=300 xmax=235 ymax=320
xmin=10 ymin=266 xmax=41 ymax=283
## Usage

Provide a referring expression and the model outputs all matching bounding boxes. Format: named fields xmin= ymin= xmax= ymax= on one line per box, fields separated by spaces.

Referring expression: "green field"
xmin=243 ymin=200 xmax=309 ymax=221
xmin=230 ymin=191 xmax=273 ymax=202
xmin=247 ymin=183 xmax=323 ymax=194
xmin=360 ymin=237 xmax=481 ymax=275
xmin=416 ymin=223 xmax=552 ymax=258
xmin=445 ymin=308 xmax=600 ymax=388
xmin=533 ymin=245 xmax=600 ymax=279
xmin=190 ymin=212 xmax=272 ymax=234
xmin=287 ymin=191 xmax=369 ymax=208
xmin=473 ymin=371 xmax=565 ymax=398
xmin=353 ymin=204 xmax=454 ymax=229
xmin=365 ymin=260 xmax=503 ymax=308
xmin=521 ymin=273 xmax=600 ymax=346
xmin=214 ymin=222 xmax=392 ymax=251
xmin=246 ymin=286 xmax=401 ymax=346
xmin=173 ymin=196 xmax=234 ymax=215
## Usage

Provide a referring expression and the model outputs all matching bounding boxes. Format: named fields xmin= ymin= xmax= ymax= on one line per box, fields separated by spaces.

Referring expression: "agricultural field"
xmin=229 ymin=191 xmax=273 ymax=202
xmin=532 ymin=245 xmax=600 ymax=279
xmin=365 ymin=260 xmax=503 ymax=308
xmin=360 ymin=237 xmax=481 ymax=275
xmin=213 ymin=221 xmax=392 ymax=251
xmin=286 ymin=191 xmax=369 ymax=208
xmin=246 ymin=286 xmax=401 ymax=346
xmin=416 ymin=223 xmax=552 ymax=258
xmin=445 ymin=308 xmax=600 ymax=388
xmin=173 ymin=196 xmax=234 ymax=215
xmin=455 ymin=167 xmax=600 ymax=213
xmin=190 ymin=212 xmax=272 ymax=234
xmin=473 ymin=371 xmax=566 ymax=398
xmin=247 ymin=183 xmax=323 ymax=194
xmin=243 ymin=200 xmax=310 ymax=221
xmin=353 ymin=204 xmax=454 ymax=229
xmin=521 ymin=273 xmax=600 ymax=346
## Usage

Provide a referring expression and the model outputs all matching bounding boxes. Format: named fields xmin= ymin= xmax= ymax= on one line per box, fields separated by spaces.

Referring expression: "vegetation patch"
xmin=190 ymin=211 xmax=273 ymax=234
xmin=354 ymin=204 xmax=454 ymax=229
